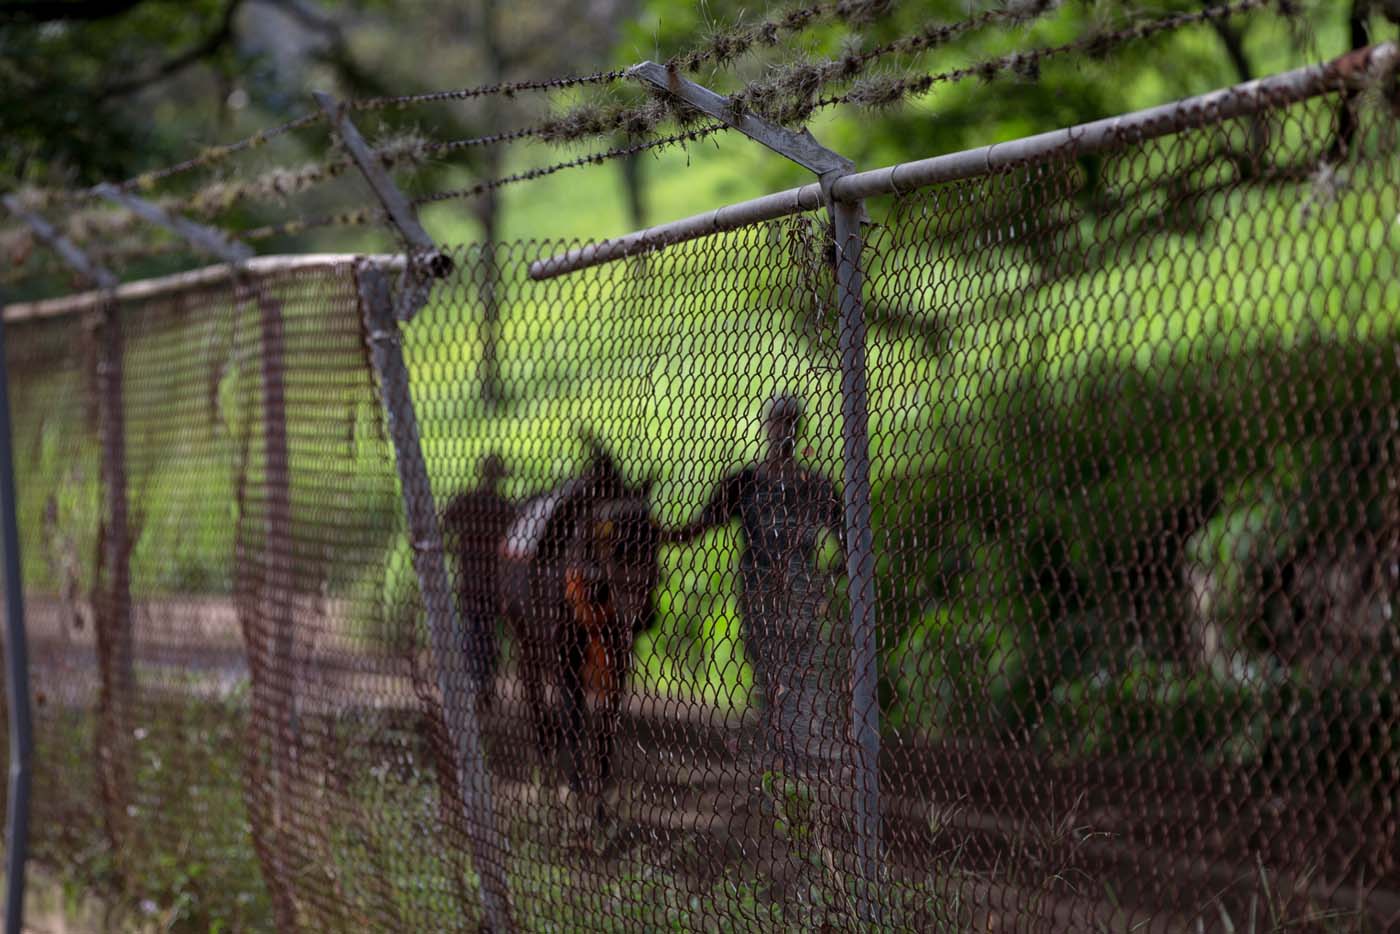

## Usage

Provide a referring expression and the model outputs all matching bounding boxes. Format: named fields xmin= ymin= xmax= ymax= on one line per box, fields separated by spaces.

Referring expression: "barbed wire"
xmin=0 ymin=114 xmax=718 ymax=274
xmin=4 ymin=0 xmax=894 ymax=216
xmin=3 ymin=116 xmax=724 ymax=273
xmin=239 ymin=207 xmax=383 ymax=242
xmin=19 ymin=111 xmax=329 ymax=212
xmin=112 ymin=111 xmax=328 ymax=196
xmin=0 ymin=135 xmax=422 ymax=255
xmin=729 ymin=0 xmax=1065 ymax=122
xmin=409 ymin=122 xmax=728 ymax=208
xmin=667 ymin=0 xmax=896 ymax=72
xmin=2 ymin=0 xmax=1303 ymax=282
xmin=346 ymin=69 xmax=628 ymax=111
xmin=10 ymin=83 xmax=683 ymax=220
xmin=88 ymin=236 xmax=189 ymax=268
xmin=818 ymin=0 xmax=1295 ymax=116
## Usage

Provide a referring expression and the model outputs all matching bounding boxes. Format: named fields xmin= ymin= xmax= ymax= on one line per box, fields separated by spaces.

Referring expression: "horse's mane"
xmin=499 ymin=440 xmax=631 ymax=563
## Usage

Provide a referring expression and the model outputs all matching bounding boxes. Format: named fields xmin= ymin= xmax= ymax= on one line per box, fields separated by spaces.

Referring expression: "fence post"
xmin=0 ymin=197 xmax=138 ymax=882
xmin=353 ymin=260 xmax=515 ymax=933
xmin=246 ymin=279 xmax=296 ymax=797
xmin=627 ymin=62 xmax=884 ymax=922
xmin=829 ymin=196 xmax=882 ymax=923
xmin=93 ymin=292 xmax=136 ymax=839
xmin=0 ymin=301 xmax=33 ymax=934
xmin=85 ymin=195 xmax=298 ymax=795
xmin=89 ymin=188 xmax=303 ymax=926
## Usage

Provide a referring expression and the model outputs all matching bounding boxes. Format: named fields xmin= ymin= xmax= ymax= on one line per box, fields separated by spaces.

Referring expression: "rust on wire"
xmin=347 ymin=69 xmax=628 ymax=111
xmin=409 ymin=124 xmax=728 ymax=209
xmin=817 ymin=0 xmax=1285 ymax=115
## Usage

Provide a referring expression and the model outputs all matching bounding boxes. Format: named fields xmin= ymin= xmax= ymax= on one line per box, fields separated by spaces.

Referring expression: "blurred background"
xmin=0 ymin=0 xmax=1385 ymax=295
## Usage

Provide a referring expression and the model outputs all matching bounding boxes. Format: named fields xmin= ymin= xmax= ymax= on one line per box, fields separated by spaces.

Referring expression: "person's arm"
xmin=660 ymin=470 xmax=744 ymax=545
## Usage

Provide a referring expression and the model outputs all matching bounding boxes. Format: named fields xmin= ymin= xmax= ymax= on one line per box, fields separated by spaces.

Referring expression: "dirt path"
xmin=22 ymin=594 xmax=1400 ymax=929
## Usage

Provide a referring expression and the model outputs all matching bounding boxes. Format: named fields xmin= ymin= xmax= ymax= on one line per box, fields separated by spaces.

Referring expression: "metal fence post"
xmin=353 ymin=260 xmax=514 ymax=933
xmin=314 ymin=92 xmax=453 ymax=323
xmin=628 ymin=62 xmax=884 ymax=923
xmin=247 ymin=278 xmax=296 ymax=795
xmin=0 ymin=303 xmax=33 ymax=934
xmin=830 ymin=196 xmax=882 ymax=923
xmin=93 ymin=293 xmax=136 ymax=847
xmin=89 ymin=188 xmax=303 ymax=925
xmin=0 ymin=197 xmax=137 ymax=878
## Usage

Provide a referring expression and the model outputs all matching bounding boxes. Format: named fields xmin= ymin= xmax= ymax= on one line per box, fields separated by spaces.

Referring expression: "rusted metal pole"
xmin=3 ymin=255 xmax=407 ymax=325
xmin=248 ymin=277 xmax=297 ymax=796
xmin=89 ymin=189 xmax=302 ymax=918
xmin=354 ymin=260 xmax=514 ymax=933
xmin=314 ymin=92 xmax=452 ymax=323
xmin=93 ymin=291 xmax=136 ymax=845
xmin=627 ymin=63 xmax=883 ymax=922
xmin=1 ymin=197 xmax=137 ymax=876
xmin=84 ymin=199 xmax=296 ymax=778
xmin=0 ymin=299 xmax=32 ymax=934
xmin=830 ymin=196 xmax=881 ymax=923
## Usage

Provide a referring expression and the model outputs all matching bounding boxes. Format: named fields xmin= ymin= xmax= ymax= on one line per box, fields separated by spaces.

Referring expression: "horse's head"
xmin=563 ymin=475 xmax=662 ymax=649
xmin=583 ymin=481 xmax=662 ymax=636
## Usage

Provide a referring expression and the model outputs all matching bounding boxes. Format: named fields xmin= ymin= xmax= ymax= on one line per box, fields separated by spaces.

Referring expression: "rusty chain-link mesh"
xmin=5 ymin=73 xmax=1400 ymax=932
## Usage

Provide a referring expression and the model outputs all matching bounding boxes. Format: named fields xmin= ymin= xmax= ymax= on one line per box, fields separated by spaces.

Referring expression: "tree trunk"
xmin=619 ymin=150 xmax=646 ymax=229
xmin=476 ymin=0 xmax=506 ymax=411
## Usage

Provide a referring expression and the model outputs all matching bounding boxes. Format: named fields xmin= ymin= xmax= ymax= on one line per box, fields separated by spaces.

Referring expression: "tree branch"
xmin=1208 ymin=19 xmax=1254 ymax=83
xmin=98 ymin=0 xmax=245 ymax=100
xmin=0 ymin=0 xmax=146 ymax=23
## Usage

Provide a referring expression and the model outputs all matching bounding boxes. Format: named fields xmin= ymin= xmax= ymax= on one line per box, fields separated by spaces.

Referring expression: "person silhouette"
xmin=441 ymin=452 xmax=515 ymax=710
xmin=664 ymin=394 xmax=846 ymax=774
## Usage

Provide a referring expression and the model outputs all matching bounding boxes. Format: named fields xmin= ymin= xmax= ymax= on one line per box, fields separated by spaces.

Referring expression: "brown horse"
xmin=494 ymin=442 xmax=662 ymax=815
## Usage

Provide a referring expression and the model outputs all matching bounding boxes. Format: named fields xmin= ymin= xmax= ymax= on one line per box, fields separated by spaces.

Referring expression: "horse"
xmin=494 ymin=442 xmax=663 ymax=817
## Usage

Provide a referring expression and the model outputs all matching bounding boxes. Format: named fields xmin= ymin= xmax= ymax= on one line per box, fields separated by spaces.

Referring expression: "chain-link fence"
xmin=5 ymin=57 xmax=1400 ymax=933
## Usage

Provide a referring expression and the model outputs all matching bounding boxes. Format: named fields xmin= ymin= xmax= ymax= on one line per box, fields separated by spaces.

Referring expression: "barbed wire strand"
xmin=5 ymin=0 xmax=900 ymax=210
xmin=729 ymin=0 xmax=1065 ymax=120
xmin=410 ymin=123 xmax=728 ymax=208
xmin=667 ymin=0 xmax=897 ymax=72
xmin=16 ymin=111 xmax=330 ymax=212
xmin=6 ymin=118 xmax=724 ymax=271
xmin=240 ymin=206 xmax=384 ymax=242
xmin=0 ymin=116 xmax=717 ymax=268
xmin=348 ymin=69 xmax=629 ymax=111
xmin=817 ymin=0 xmax=1293 ymax=115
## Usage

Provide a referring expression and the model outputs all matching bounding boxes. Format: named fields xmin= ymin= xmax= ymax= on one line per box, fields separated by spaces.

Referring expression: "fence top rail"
xmin=529 ymin=41 xmax=1398 ymax=281
xmin=2 ymin=253 xmax=406 ymax=324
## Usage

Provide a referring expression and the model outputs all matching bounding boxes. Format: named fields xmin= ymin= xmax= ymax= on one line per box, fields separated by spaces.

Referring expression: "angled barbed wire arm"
xmin=1 ymin=196 xmax=139 ymax=886
xmin=314 ymin=91 xmax=453 ymax=323
xmin=353 ymin=259 xmax=516 ymax=934
xmin=91 ymin=185 xmax=303 ymax=926
xmin=630 ymin=60 xmax=884 ymax=925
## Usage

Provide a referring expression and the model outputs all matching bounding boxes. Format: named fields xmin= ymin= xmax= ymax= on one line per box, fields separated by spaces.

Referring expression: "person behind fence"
xmin=662 ymin=393 xmax=848 ymax=778
xmin=441 ymin=452 xmax=515 ymax=711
